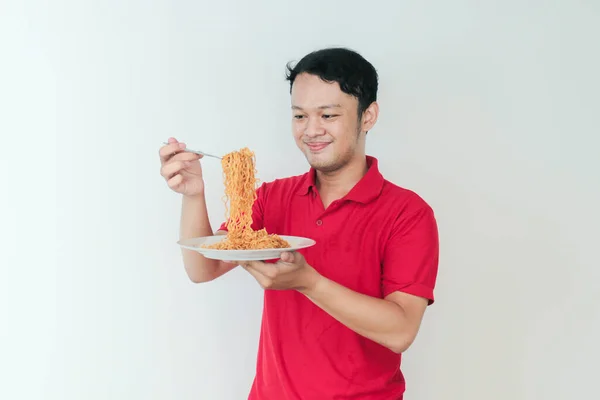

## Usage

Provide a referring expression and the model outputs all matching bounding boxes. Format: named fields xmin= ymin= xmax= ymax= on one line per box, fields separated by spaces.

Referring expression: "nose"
xmin=304 ymin=117 xmax=326 ymax=138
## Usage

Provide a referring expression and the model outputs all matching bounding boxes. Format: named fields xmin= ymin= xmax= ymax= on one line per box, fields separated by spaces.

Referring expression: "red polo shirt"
xmin=219 ymin=156 xmax=439 ymax=400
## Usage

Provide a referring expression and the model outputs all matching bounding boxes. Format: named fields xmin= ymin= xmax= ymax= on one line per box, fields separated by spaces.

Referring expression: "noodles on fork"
xmin=203 ymin=147 xmax=290 ymax=250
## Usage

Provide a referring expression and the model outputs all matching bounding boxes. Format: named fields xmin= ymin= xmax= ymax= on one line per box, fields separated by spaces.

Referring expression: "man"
xmin=159 ymin=48 xmax=439 ymax=399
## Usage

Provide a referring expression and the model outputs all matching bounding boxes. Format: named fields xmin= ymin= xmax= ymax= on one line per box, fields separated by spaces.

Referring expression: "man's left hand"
xmin=240 ymin=252 xmax=320 ymax=292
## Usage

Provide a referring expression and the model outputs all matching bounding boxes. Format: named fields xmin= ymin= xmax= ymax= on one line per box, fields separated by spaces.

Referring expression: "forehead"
xmin=291 ymin=73 xmax=357 ymax=109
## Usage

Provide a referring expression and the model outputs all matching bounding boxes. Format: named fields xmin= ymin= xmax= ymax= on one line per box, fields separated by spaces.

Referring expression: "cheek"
xmin=292 ymin=123 xmax=304 ymax=140
xmin=293 ymin=132 xmax=304 ymax=150
xmin=330 ymin=123 xmax=352 ymax=144
xmin=292 ymin=128 xmax=302 ymax=142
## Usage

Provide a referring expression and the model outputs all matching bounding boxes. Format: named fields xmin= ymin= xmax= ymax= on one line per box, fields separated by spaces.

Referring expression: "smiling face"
xmin=291 ymin=73 xmax=377 ymax=173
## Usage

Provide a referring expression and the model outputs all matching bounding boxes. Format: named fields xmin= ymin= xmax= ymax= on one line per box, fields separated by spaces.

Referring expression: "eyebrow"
xmin=291 ymin=104 xmax=342 ymax=110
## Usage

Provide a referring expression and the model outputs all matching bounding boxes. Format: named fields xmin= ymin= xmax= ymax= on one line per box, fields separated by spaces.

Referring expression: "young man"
xmin=159 ymin=48 xmax=439 ymax=399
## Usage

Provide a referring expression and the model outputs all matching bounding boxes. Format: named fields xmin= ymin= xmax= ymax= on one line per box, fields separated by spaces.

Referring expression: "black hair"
xmin=285 ymin=47 xmax=379 ymax=117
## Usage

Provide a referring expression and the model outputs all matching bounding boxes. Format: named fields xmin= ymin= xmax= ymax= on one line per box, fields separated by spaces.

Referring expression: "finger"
xmin=160 ymin=160 xmax=187 ymax=179
xmin=244 ymin=265 xmax=272 ymax=288
xmin=159 ymin=141 xmax=187 ymax=163
xmin=279 ymin=252 xmax=295 ymax=263
xmin=159 ymin=143 xmax=184 ymax=163
xmin=279 ymin=251 xmax=303 ymax=265
xmin=167 ymin=173 xmax=183 ymax=189
xmin=168 ymin=151 xmax=203 ymax=163
xmin=246 ymin=261 xmax=278 ymax=279
xmin=161 ymin=156 xmax=201 ymax=179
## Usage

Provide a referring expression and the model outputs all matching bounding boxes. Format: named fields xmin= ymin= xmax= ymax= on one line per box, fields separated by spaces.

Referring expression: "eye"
xmin=322 ymin=114 xmax=338 ymax=120
xmin=294 ymin=115 xmax=305 ymax=120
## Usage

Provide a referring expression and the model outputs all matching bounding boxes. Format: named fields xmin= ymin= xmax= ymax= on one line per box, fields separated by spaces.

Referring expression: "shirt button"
xmin=316 ymin=219 xmax=323 ymax=226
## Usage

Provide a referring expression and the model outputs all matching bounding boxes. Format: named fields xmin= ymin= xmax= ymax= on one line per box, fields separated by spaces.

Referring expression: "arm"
xmin=179 ymin=194 xmax=237 ymax=283
xmin=243 ymin=253 xmax=432 ymax=354
xmin=300 ymin=276 xmax=428 ymax=354
xmin=242 ymin=203 xmax=438 ymax=353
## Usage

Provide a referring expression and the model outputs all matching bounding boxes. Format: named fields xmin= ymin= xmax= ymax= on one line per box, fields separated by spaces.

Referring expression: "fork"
xmin=162 ymin=142 xmax=222 ymax=160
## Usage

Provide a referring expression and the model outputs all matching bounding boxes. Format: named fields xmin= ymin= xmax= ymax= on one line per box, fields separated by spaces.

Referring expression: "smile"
xmin=305 ymin=142 xmax=330 ymax=152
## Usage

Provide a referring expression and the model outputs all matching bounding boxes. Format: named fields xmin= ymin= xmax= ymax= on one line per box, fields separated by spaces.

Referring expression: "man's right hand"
xmin=159 ymin=137 xmax=205 ymax=197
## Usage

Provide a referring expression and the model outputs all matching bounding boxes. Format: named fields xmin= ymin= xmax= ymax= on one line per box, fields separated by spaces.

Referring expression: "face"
xmin=290 ymin=73 xmax=378 ymax=173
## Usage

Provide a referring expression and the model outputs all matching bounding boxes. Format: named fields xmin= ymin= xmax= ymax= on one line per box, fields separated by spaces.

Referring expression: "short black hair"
xmin=285 ymin=47 xmax=379 ymax=117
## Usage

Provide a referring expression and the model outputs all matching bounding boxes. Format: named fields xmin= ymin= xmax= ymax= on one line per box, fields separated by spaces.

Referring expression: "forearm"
xmin=180 ymin=193 xmax=213 ymax=238
xmin=300 ymin=275 xmax=412 ymax=353
xmin=179 ymin=194 xmax=229 ymax=282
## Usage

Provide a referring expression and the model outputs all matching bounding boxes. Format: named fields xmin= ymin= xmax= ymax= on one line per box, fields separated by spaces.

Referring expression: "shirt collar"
xmin=296 ymin=156 xmax=385 ymax=204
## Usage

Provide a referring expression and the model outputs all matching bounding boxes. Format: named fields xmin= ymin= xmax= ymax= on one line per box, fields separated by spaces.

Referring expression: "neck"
xmin=315 ymin=155 xmax=369 ymax=200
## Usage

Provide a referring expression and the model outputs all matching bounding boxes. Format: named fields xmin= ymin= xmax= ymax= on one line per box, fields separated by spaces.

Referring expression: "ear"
xmin=360 ymin=101 xmax=379 ymax=134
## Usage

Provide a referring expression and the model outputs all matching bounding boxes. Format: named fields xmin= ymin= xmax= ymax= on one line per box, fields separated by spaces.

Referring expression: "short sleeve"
xmin=218 ymin=182 xmax=267 ymax=232
xmin=382 ymin=205 xmax=439 ymax=305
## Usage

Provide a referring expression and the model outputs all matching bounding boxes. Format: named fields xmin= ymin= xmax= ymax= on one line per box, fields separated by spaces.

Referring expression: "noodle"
xmin=202 ymin=147 xmax=291 ymax=250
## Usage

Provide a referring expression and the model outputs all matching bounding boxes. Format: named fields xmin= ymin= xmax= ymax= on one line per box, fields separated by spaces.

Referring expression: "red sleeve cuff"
xmin=383 ymin=283 xmax=435 ymax=305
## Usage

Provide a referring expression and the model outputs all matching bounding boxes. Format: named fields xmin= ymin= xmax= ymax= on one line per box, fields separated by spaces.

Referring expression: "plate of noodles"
xmin=178 ymin=234 xmax=316 ymax=261
xmin=176 ymin=146 xmax=316 ymax=261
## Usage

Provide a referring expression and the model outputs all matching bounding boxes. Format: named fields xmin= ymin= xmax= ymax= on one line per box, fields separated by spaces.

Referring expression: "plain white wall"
xmin=1 ymin=0 xmax=599 ymax=399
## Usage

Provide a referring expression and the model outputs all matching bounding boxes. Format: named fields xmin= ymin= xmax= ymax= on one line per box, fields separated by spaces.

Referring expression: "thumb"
xmin=280 ymin=251 xmax=302 ymax=264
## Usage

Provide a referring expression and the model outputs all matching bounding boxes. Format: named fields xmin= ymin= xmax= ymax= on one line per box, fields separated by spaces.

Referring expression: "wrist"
xmin=182 ymin=192 xmax=205 ymax=203
xmin=298 ymin=266 xmax=325 ymax=296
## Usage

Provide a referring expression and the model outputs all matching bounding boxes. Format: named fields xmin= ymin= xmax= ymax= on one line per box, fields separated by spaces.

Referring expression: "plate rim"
xmin=177 ymin=235 xmax=316 ymax=253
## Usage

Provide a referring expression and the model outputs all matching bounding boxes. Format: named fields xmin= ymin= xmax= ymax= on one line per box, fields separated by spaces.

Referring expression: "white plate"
xmin=177 ymin=235 xmax=316 ymax=261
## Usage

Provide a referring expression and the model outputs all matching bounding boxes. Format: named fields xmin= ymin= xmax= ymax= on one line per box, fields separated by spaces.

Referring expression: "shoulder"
xmin=376 ymin=179 xmax=438 ymax=241
xmin=380 ymin=179 xmax=434 ymax=216
xmin=377 ymin=180 xmax=439 ymax=266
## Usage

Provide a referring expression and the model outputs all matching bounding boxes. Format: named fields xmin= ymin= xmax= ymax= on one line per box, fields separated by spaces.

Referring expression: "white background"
xmin=1 ymin=1 xmax=599 ymax=399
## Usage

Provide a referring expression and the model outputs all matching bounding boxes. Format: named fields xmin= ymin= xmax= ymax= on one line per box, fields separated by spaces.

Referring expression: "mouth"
xmin=305 ymin=142 xmax=331 ymax=152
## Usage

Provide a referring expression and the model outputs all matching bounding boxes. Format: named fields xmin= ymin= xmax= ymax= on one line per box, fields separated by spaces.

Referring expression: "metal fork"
xmin=162 ymin=142 xmax=222 ymax=159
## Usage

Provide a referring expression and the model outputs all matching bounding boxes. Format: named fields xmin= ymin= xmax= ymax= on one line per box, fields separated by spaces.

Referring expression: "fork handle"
xmin=161 ymin=142 xmax=222 ymax=159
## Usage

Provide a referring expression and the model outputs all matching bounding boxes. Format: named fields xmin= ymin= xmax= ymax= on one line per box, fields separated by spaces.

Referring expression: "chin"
xmin=306 ymin=157 xmax=342 ymax=173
